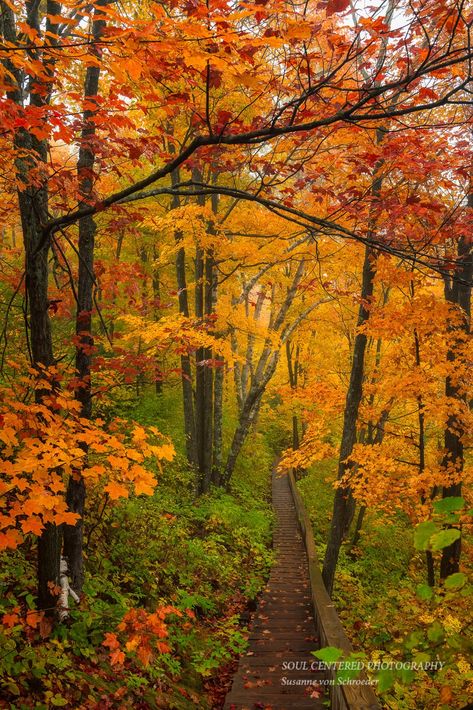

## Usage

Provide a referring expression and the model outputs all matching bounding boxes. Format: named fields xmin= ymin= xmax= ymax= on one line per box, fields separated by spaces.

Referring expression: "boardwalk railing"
xmin=288 ymin=471 xmax=381 ymax=710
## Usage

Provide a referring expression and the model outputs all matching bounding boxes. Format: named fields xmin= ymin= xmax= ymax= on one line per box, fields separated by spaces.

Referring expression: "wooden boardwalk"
xmin=223 ymin=472 xmax=327 ymax=710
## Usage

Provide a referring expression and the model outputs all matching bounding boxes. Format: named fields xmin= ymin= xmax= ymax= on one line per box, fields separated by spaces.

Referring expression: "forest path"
xmin=223 ymin=471 xmax=327 ymax=710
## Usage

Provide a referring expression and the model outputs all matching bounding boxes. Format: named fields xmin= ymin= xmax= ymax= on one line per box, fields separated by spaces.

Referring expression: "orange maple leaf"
xmin=21 ymin=516 xmax=44 ymax=536
xmin=110 ymin=649 xmax=125 ymax=666
xmin=104 ymin=481 xmax=129 ymax=500
xmin=2 ymin=610 xmax=20 ymax=628
xmin=102 ymin=632 xmax=120 ymax=650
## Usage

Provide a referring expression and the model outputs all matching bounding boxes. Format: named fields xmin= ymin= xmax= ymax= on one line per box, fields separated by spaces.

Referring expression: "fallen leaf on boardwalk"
xmin=310 ymin=686 xmax=323 ymax=698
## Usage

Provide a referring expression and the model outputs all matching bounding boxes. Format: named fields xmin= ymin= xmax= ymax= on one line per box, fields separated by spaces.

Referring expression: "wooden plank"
xmin=224 ymin=473 xmax=324 ymax=710
xmin=224 ymin=469 xmax=380 ymax=710
xmin=287 ymin=471 xmax=381 ymax=710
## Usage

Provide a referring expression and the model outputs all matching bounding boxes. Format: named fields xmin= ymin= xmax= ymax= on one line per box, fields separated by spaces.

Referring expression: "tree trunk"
xmin=223 ymin=261 xmax=306 ymax=485
xmin=3 ymin=0 xmax=63 ymax=614
xmin=322 ymin=124 xmax=387 ymax=596
xmin=322 ymin=245 xmax=376 ymax=595
xmin=350 ymin=506 xmax=366 ymax=548
xmin=412 ymin=324 xmax=436 ymax=587
xmin=286 ymin=340 xmax=302 ymax=476
xmin=194 ymin=239 xmax=214 ymax=492
xmin=212 ymin=364 xmax=224 ymax=485
xmin=63 ymin=5 xmax=106 ymax=595
xmin=172 ymin=169 xmax=198 ymax=467
xmin=223 ymin=342 xmax=281 ymax=485
xmin=440 ymin=226 xmax=472 ymax=578
xmin=22 ymin=189 xmax=61 ymax=613
xmin=152 ymin=247 xmax=163 ymax=395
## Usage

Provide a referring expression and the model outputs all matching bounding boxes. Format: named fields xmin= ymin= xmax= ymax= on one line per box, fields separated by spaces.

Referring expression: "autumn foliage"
xmin=0 ymin=0 xmax=472 ymax=706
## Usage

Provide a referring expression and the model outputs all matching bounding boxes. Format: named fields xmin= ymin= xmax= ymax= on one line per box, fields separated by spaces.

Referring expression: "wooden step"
xmin=223 ymin=472 xmax=323 ymax=710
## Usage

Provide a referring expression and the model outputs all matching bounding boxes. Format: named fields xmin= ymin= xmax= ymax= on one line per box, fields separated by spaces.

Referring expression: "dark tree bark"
xmin=191 ymin=175 xmax=222 ymax=493
xmin=63 ymin=3 xmax=106 ymax=596
xmin=322 ymin=245 xmax=377 ymax=595
xmin=193 ymin=169 xmax=213 ymax=492
xmin=1 ymin=0 xmax=63 ymax=613
xmin=212 ymin=364 xmax=224 ymax=484
xmin=152 ymin=247 xmax=164 ymax=395
xmin=171 ymin=168 xmax=198 ymax=468
xmin=286 ymin=340 xmax=302 ymax=476
xmin=322 ymin=122 xmax=387 ymax=595
xmin=413 ymin=325 xmax=435 ymax=587
xmin=440 ymin=225 xmax=472 ymax=579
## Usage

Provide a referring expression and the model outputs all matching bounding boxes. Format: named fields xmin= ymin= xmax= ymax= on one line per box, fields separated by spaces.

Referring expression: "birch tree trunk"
xmin=223 ymin=261 xmax=306 ymax=485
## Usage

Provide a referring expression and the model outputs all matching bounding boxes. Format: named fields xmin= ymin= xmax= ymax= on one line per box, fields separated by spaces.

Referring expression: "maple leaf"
xmin=134 ymin=479 xmax=155 ymax=496
xmin=39 ymin=616 xmax=53 ymax=639
xmin=0 ymin=529 xmax=22 ymax=550
xmin=53 ymin=511 xmax=80 ymax=526
xmin=325 ymin=0 xmax=350 ymax=16
xmin=125 ymin=637 xmax=139 ymax=652
xmin=2 ymin=610 xmax=20 ymax=628
xmin=104 ymin=481 xmax=129 ymax=500
xmin=207 ymin=67 xmax=223 ymax=88
xmin=109 ymin=649 xmax=125 ymax=666
xmin=310 ymin=686 xmax=323 ymax=698
xmin=103 ymin=632 xmax=120 ymax=650
xmin=25 ymin=611 xmax=43 ymax=629
xmin=154 ymin=443 xmax=175 ymax=461
xmin=108 ymin=454 xmax=129 ymax=470
xmin=21 ymin=516 xmax=44 ymax=536
xmin=137 ymin=645 xmax=153 ymax=665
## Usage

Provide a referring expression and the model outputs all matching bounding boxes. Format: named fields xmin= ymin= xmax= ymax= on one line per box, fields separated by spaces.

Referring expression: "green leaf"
xmin=416 ymin=583 xmax=434 ymax=600
xmin=447 ymin=634 xmax=462 ymax=650
xmin=312 ymin=646 xmax=343 ymax=663
xmin=4 ymin=680 xmax=20 ymax=696
xmin=414 ymin=521 xmax=437 ymax=550
xmin=399 ymin=667 xmax=415 ymax=684
xmin=405 ymin=631 xmax=425 ymax=650
xmin=433 ymin=497 xmax=464 ymax=514
xmin=413 ymin=652 xmax=431 ymax=664
xmin=377 ymin=669 xmax=394 ymax=692
xmin=427 ymin=621 xmax=444 ymax=643
xmin=430 ymin=528 xmax=460 ymax=551
xmin=444 ymin=572 xmax=467 ymax=590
